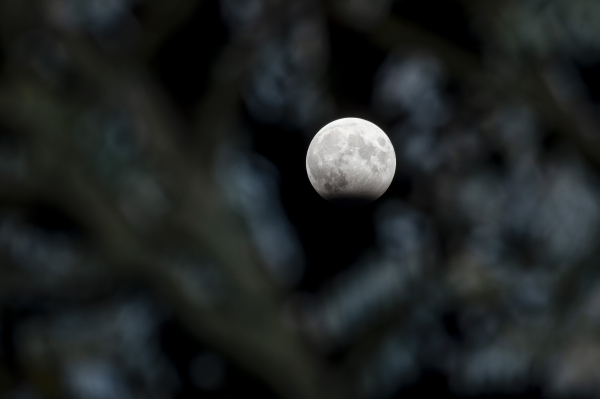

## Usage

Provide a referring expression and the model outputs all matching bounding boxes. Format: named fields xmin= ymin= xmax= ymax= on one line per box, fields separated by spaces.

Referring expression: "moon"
xmin=306 ymin=118 xmax=396 ymax=206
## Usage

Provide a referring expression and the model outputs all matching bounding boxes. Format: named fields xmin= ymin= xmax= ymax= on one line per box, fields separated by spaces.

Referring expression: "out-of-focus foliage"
xmin=2 ymin=0 xmax=600 ymax=398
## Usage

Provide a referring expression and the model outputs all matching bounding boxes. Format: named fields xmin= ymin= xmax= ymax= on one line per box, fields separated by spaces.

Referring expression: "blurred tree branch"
xmin=0 ymin=2 xmax=351 ymax=398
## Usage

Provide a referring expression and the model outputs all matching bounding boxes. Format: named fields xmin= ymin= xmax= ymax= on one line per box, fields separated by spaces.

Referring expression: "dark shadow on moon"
xmin=324 ymin=193 xmax=379 ymax=207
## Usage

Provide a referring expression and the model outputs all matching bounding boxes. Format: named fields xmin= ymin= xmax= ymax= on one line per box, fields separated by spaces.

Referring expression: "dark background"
xmin=1 ymin=0 xmax=600 ymax=398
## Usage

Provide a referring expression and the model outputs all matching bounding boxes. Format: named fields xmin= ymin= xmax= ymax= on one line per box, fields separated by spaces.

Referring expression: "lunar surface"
xmin=306 ymin=118 xmax=396 ymax=206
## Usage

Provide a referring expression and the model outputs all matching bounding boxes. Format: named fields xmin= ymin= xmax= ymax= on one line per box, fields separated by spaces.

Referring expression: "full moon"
xmin=306 ymin=118 xmax=396 ymax=206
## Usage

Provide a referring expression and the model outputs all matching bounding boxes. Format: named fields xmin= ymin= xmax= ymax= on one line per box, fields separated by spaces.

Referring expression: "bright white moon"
xmin=306 ymin=118 xmax=396 ymax=206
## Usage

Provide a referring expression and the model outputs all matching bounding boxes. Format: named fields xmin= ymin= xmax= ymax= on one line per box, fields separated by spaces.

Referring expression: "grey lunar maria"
xmin=306 ymin=118 xmax=396 ymax=206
